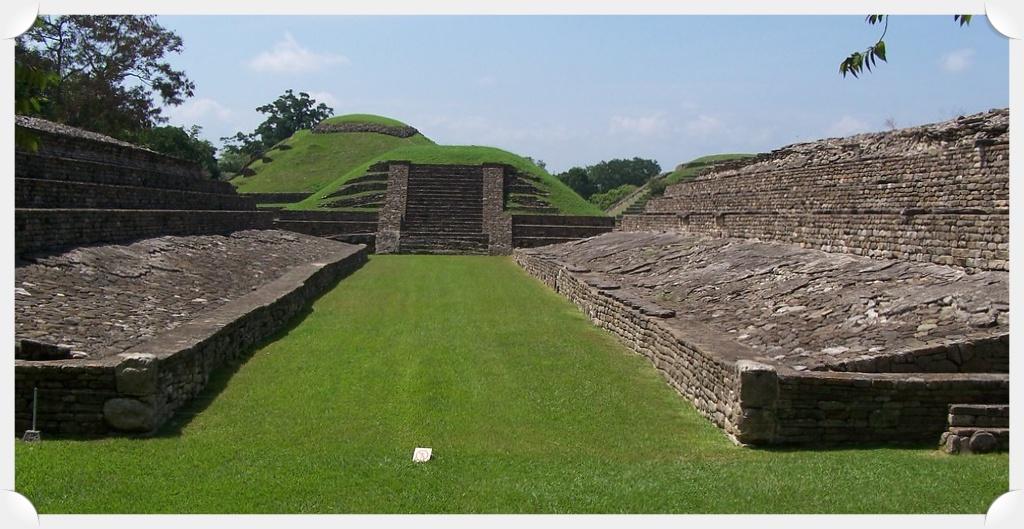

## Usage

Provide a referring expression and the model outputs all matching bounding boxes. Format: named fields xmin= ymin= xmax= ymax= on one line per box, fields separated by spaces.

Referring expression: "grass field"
xmin=15 ymin=256 xmax=1007 ymax=514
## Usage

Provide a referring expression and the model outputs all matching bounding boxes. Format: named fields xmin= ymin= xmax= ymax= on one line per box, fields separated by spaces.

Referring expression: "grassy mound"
xmin=293 ymin=144 xmax=603 ymax=216
xmin=664 ymin=153 xmax=755 ymax=185
xmin=318 ymin=114 xmax=411 ymax=127
xmin=16 ymin=256 xmax=1007 ymax=513
xmin=229 ymin=114 xmax=434 ymax=194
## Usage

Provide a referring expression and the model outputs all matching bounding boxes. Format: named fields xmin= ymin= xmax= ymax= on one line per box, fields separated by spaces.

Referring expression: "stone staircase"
xmin=399 ymin=165 xmax=489 ymax=254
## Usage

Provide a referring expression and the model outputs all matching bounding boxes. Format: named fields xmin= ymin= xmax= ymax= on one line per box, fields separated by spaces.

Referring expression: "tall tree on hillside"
xmin=16 ymin=15 xmax=195 ymax=138
xmin=222 ymin=90 xmax=334 ymax=158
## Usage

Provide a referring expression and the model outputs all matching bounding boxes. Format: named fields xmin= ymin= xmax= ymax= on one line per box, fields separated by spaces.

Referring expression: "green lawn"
xmin=15 ymin=256 xmax=1007 ymax=513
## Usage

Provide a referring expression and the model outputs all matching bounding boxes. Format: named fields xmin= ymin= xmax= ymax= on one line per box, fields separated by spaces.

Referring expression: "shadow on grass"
xmin=148 ymin=254 xmax=374 ymax=439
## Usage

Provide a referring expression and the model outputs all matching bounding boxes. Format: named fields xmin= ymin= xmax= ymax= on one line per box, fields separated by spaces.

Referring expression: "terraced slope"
xmin=229 ymin=114 xmax=434 ymax=195
xmin=293 ymin=144 xmax=602 ymax=216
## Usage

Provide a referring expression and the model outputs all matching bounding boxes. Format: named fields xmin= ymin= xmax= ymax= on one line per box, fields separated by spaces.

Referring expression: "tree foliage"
xmin=840 ymin=15 xmax=972 ymax=78
xmin=588 ymin=184 xmax=638 ymax=210
xmin=135 ymin=125 xmax=219 ymax=179
xmin=221 ymin=90 xmax=334 ymax=159
xmin=556 ymin=157 xmax=661 ymax=199
xmin=16 ymin=15 xmax=194 ymax=138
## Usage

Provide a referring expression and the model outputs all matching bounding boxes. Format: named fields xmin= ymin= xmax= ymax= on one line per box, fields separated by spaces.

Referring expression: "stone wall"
xmin=15 ymin=245 xmax=367 ymax=436
xmin=629 ymin=109 xmax=1009 ymax=272
xmin=514 ymin=249 xmax=1009 ymax=445
xmin=273 ymin=210 xmax=379 ymax=249
xmin=312 ymin=121 xmax=419 ymax=138
xmin=482 ymin=164 xmax=512 ymax=255
xmin=241 ymin=192 xmax=315 ymax=204
xmin=16 ymin=116 xmax=273 ymax=255
xmin=512 ymin=215 xmax=616 ymax=248
xmin=376 ymin=162 xmax=410 ymax=253
xmin=16 ymin=209 xmax=273 ymax=255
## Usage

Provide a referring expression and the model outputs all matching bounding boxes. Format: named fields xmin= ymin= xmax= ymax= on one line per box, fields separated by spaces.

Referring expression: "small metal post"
xmin=22 ymin=386 xmax=41 ymax=443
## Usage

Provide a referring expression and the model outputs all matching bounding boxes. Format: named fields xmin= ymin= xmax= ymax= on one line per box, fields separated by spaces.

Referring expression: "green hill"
xmin=228 ymin=113 xmax=601 ymax=216
xmin=229 ymin=114 xmax=434 ymax=194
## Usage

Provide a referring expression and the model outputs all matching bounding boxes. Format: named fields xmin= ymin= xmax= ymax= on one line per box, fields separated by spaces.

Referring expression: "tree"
xmin=216 ymin=149 xmax=249 ymax=177
xmin=223 ymin=90 xmax=333 ymax=158
xmin=16 ymin=15 xmax=194 ymax=138
xmin=587 ymin=158 xmax=661 ymax=193
xmin=556 ymin=167 xmax=594 ymax=198
xmin=840 ymin=15 xmax=972 ymax=78
xmin=135 ymin=125 xmax=219 ymax=179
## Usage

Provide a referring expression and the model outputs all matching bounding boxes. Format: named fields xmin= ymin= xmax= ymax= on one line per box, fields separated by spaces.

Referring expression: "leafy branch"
xmin=840 ymin=15 xmax=972 ymax=78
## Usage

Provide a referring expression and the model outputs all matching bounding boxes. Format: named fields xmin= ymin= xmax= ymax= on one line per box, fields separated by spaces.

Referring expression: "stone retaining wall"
xmin=514 ymin=250 xmax=1009 ymax=445
xmin=312 ymin=121 xmax=419 ymax=138
xmin=17 ymin=178 xmax=256 ymax=211
xmin=512 ymin=215 xmax=616 ymax=248
xmin=16 ymin=116 xmax=272 ymax=256
xmin=627 ymin=109 xmax=1009 ymax=272
xmin=16 ymin=209 xmax=274 ymax=255
xmin=14 ymin=245 xmax=368 ymax=436
xmin=240 ymin=192 xmax=315 ymax=204
xmin=621 ymin=211 xmax=1009 ymax=271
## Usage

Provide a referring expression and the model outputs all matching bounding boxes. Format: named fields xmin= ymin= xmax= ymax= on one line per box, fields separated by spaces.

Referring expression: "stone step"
xmin=273 ymin=220 xmax=378 ymax=236
xmin=276 ymin=210 xmax=378 ymax=222
xmin=941 ymin=427 xmax=1010 ymax=454
xmin=17 ymin=151 xmax=231 ymax=194
xmin=512 ymin=224 xmax=614 ymax=238
xmin=16 ymin=177 xmax=257 ymax=211
xmin=329 ymin=180 xmax=388 ymax=196
xmin=512 ymin=236 xmax=586 ymax=248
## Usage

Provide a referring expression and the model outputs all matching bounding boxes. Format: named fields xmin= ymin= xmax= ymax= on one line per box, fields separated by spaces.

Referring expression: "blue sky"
xmin=159 ymin=15 xmax=1009 ymax=172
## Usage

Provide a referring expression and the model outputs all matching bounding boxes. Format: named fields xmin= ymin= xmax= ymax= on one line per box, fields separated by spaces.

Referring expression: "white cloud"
xmin=827 ymin=115 xmax=871 ymax=137
xmin=941 ymin=48 xmax=975 ymax=73
xmin=682 ymin=114 xmax=725 ymax=136
xmin=307 ymin=91 xmax=340 ymax=108
xmin=476 ymin=75 xmax=497 ymax=88
xmin=165 ymin=97 xmax=233 ymax=125
xmin=608 ymin=114 xmax=669 ymax=137
xmin=248 ymin=33 xmax=348 ymax=74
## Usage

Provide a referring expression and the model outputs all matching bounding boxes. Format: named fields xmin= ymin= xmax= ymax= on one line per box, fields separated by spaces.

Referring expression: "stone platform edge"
xmin=513 ymin=249 xmax=1009 ymax=446
xmin=14 ymin=243 xmax=368 ymax=436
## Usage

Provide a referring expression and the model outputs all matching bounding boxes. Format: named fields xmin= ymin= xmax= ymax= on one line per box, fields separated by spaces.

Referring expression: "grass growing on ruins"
xmin=294 ymin=144 xmax=604 ymax=216
xmin=16 ymin=256 xmax=1007 ymax=514
xmin=664 ymin=153 xmax=755 ymax=185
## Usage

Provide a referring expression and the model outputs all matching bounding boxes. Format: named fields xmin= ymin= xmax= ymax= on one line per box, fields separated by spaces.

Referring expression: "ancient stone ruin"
xmin=14 ymin=117 xmax=367 ymax=435
xmin=277 ymin=160 xmax=615 ymax=254
xmin=516 ymin=109 xmax=1009 ymax=446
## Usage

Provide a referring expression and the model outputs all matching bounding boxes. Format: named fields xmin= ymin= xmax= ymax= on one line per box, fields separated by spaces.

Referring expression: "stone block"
xmin=103 ymin=398 xmax=157 ymax=432
xmin=115 ymin=353 xmax=159 ymax=396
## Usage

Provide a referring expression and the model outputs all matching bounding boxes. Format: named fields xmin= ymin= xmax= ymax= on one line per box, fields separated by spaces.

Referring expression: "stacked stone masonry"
xmin=940 ymin=404 xmax=1009 ymax=454
xmin=14 ymin=117 xmax=367 ymax=436
xmin=15 ymin=231 xmax=368 ymax=435
xmin=15 ymin=116 xmax=272 ymax=255
xmin=515 ymin=231 xmax=1008 ymax=445
xmin=627 ymin=109 xmax=1009 ymax=272
xmin=369 ymin=162 xmax=613 ymax=255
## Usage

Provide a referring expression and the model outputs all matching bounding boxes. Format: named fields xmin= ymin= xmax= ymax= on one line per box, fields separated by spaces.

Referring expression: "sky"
xmin=157 ymin=15 xmax=1009 ymax=173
